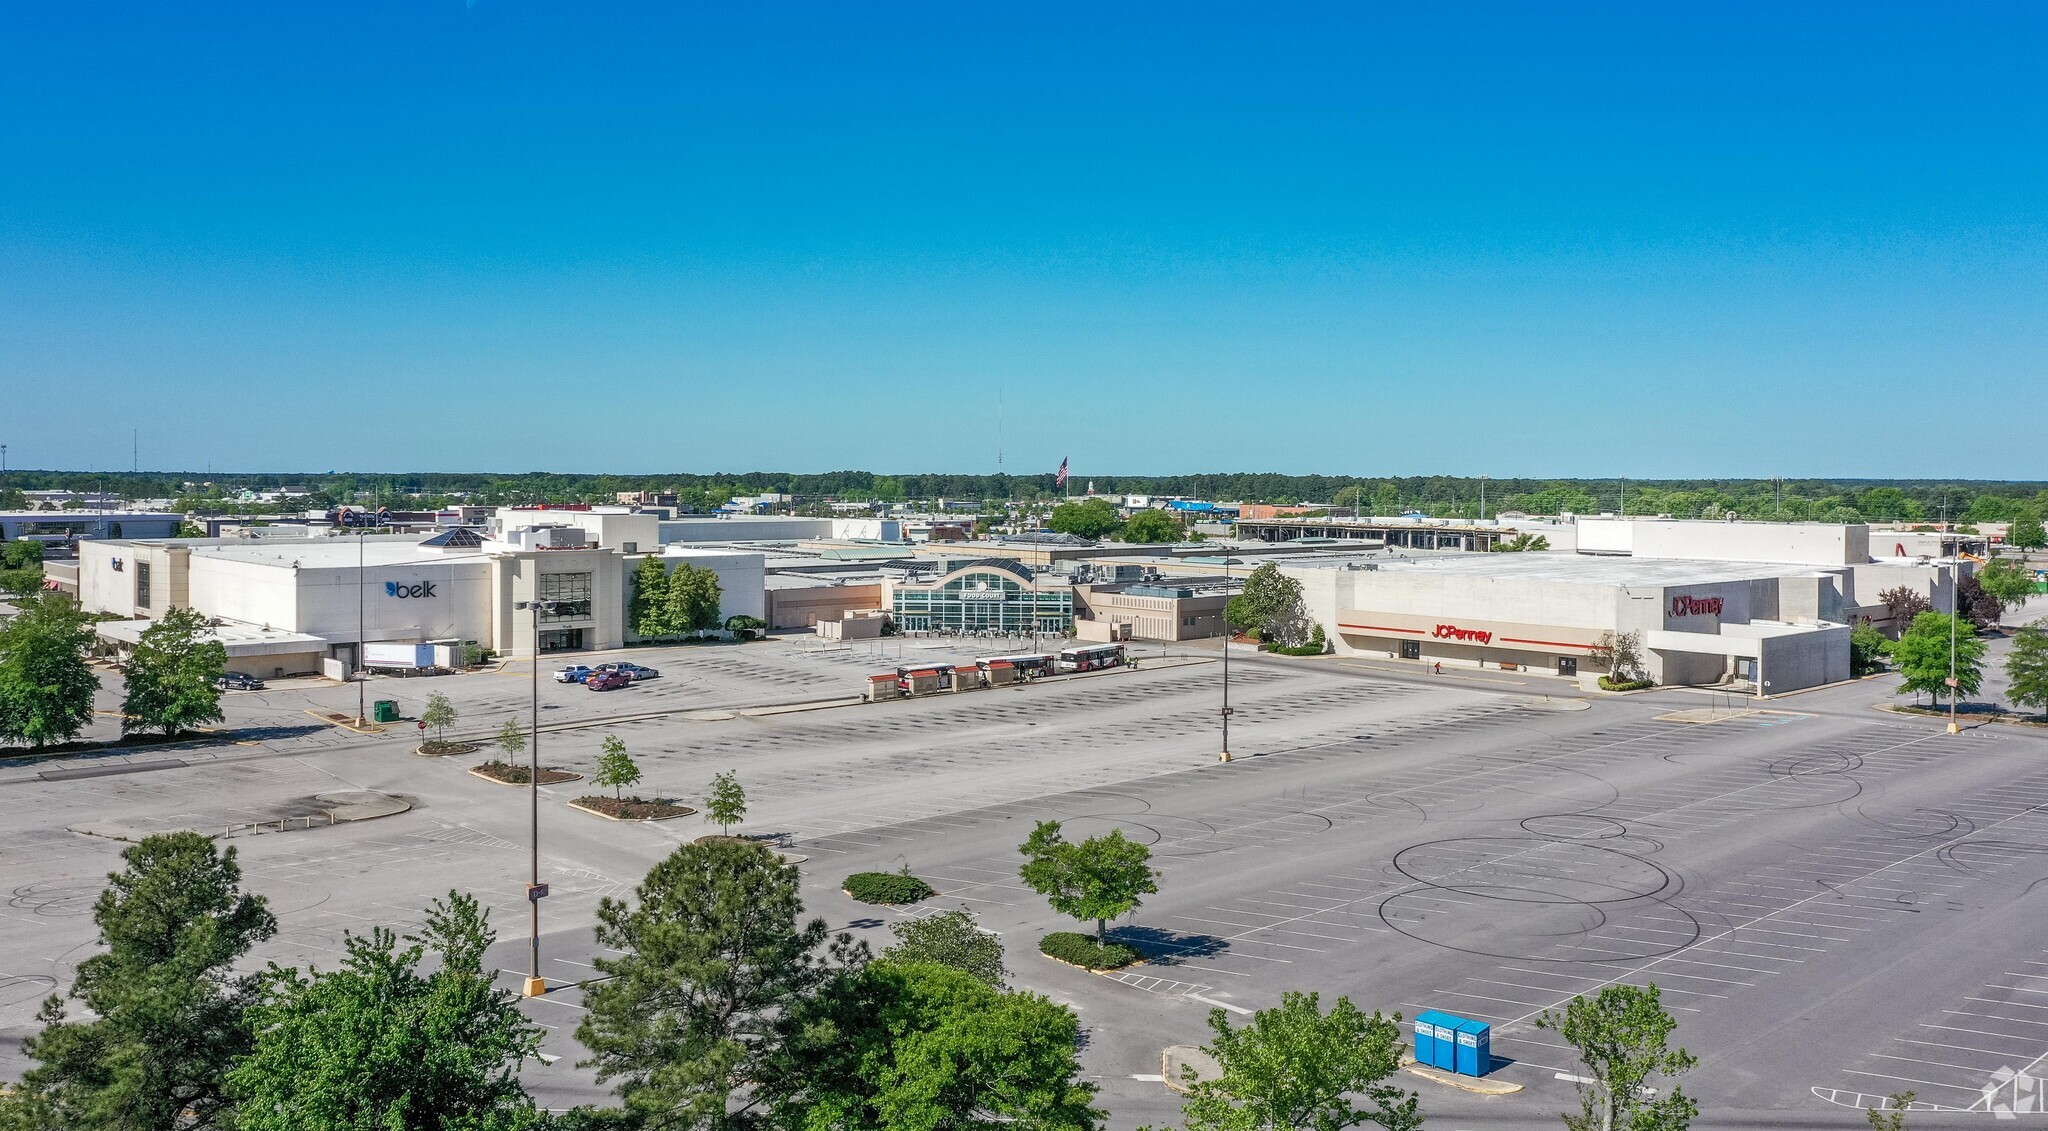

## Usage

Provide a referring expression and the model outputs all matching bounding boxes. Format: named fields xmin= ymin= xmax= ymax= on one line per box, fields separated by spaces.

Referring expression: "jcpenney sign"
xmin=1669 ymin=595 xmax=1723 ymax=618
xmin=1433 ymin=623 xmax=1493 ymax=644
xmin=385 ymin=581 xmax=438 ymax=599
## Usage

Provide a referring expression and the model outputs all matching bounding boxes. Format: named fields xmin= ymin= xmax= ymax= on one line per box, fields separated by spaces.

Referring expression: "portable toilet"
xmin=1412 ymin=1011 xmax=1451 ymax=1068
xmin=1454 ymin=1019 xmax=1492 ymax=1077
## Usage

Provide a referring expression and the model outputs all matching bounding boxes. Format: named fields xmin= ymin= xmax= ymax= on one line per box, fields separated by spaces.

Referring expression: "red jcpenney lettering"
xmin=1669 ymin=595 xmax=1724 ymax=618
xmin=1433 ymin=624 xmax=1493 ymax=644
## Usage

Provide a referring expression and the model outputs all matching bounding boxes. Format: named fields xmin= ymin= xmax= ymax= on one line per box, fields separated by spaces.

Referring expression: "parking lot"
xmin=4 ymin=635 xmax=2048 ymax=1128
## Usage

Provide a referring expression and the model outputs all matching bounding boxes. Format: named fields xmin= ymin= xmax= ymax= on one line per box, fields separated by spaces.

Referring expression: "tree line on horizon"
xmin=5 ymin=471 xmax=2047 ymax=526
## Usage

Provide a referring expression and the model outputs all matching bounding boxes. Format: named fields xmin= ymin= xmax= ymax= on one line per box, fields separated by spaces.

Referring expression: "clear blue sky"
xmin=3 ymin=2 xmax=2043 ymax=478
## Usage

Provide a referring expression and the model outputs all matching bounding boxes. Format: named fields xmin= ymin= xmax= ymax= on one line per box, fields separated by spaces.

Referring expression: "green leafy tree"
xmin=781 ymin=961 xmax=1100 ymax=1131
xmin=1226 ymin=563 xmax=1310 ymax=647
xmin=724 ymin=614 xmax=767 ymax=640
xmin=577 ymin=839 xmax=840 ymax=1131
xmin=2006 ymin=621 xmax=2048 ymax=721
xmin=1850 ymin=620 xmax=1890 ymax=677
xmin=2010 ymin=511 xmax=2046 ymax=550
xmin=595 ymin=734 xmax=641 ymax=801
xmin=1536 ymin=983 xmax=1698 ymax=1131
xmin=1165 ymin=992 xmax=1419 ymax=1131
xmin=1120 ymin=509 xmax=1186 ymax=544
xmin=1975 ymin=557 xmax=2037 ymax=620
xmin=175 ymin=521 xmax=208 ymax=539
xmin=1018 ymin=820 xmax=1160 ymax=942
xmin=0 ymin=833 xmax=276 ymax=1131
xmin=630 ymin=555 xmax=674 ymax=637
xmin=0 ymin=567 xmax=44 ymax=597
xmin=1492 ymin=532 xmax=1552 ymax=553
xmin=665 ymin=563 xmax=724 ymax=635
xmin=495 ymin=717 xmax=526 ymax=761
xmin=1045 ymin=498 xmax=1120 ymax=540
xmin=882 ymin=909 xmax=1008 ymax=987
xmin=1589 ymin=630 xmax=1647 ymax=682
xmin=228 ymin=892 xmax=545 ymax=1131
xmin=1891 ymin=611 xmax=1986 ymax=705
xmin=0 ymin=590 xmax=101 ymax=749
xmin=1866 ymin=1091 xmax=1914 ymax=1131
xmin=706 ymin=769 xmax=747 ymax=834
xmin=1 ymin=539 xmax=43 ymax=569
xmin=420 ymin=691 xmax=458 ymax=743
xmin=120 ymin=605 xmax=228 ymax=738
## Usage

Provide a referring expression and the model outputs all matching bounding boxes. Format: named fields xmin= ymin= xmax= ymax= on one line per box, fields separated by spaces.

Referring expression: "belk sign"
xmin=385 ymin=581 xmax=437 ymax=599
xmin=1669 ymin=595 xmax=1723 ymax=618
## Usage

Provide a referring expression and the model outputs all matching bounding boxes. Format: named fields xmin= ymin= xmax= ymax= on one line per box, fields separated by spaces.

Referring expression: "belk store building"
xmin=1289 ymin=555 xmax=1852 ymax=693
xmin=76 ymin=527 xmax=765 ymax=676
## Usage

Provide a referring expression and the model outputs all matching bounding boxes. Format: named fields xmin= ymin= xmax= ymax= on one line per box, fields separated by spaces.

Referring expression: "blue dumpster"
xmin=1454 ymin=1019 xmax=1492 ymax=1077
xmin=1413 ymin=1011 xmax=1452 ymax=1068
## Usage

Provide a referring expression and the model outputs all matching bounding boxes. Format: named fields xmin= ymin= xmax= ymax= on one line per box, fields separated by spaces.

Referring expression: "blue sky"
xmin=3 ymin=2 xmax=2043 ymax=478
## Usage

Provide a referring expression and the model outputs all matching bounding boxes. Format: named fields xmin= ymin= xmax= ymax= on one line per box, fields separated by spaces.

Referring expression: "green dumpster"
xmin=372 ymin=700 xmax=401 ymax=723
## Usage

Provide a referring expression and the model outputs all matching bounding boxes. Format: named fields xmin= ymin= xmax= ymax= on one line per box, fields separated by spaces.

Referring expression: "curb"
xmin=467 ymin=767 xmax=584 ymax=787
xmin=567 ymin=797 xmax=694 ymax=822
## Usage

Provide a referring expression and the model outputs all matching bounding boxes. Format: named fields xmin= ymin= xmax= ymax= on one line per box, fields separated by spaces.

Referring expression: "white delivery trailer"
xmin=363 ymin=643 xmax=437 ymax=673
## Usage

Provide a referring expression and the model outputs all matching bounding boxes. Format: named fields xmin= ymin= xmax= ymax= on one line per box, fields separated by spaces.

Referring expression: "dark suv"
xmin=215 ymin=672 xmax=266 ymax=691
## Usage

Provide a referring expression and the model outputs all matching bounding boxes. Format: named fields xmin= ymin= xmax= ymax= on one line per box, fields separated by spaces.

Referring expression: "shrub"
xmin=1038 ymin=931 xmax=1140 ymax=970
xmin=1598 ymin=677 xmax=1654 ymax=692
xmin=844 ymin=871 xmax=936 ymax=905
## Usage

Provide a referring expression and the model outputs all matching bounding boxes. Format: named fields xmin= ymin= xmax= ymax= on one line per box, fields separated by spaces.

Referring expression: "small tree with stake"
xmin=1537 ymin=983 xmax=1698 ymax=1131
xmin=1018 ymin=819 xmax=1159 ymax=943
xmin=706 ymin=769 xmax=747 ymax=835
xmin=419 ymin=691 xmax=457 ymax=744
xmin=494 ymin=717 xmax=525 ymax=761
xmin=594 ymin=734 xmax=640 ymax=801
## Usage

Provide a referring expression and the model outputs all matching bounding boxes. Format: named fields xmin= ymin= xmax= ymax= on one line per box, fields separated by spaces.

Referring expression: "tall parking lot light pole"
xmin=355 ymin=529 xmax=367 ymax=726
xmin=1219 ymin=557 xmax=1234 ymax=763
xmin=514 ymin=597 xmax=556 ymax=996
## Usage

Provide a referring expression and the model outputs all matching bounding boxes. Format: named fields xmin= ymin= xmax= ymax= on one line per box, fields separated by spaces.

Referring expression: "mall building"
xmin=74 ymin=522 xmax=768 ymax=676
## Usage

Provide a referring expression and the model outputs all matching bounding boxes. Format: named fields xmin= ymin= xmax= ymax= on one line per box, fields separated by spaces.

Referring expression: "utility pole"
xmin=1620 ymin=476 xmax=1626 ymax=517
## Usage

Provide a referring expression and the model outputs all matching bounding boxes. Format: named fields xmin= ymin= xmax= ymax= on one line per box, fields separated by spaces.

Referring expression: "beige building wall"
xmin=765 ymin=583 xmax=883 ymax=630
xmin=490 ymin=547 xmax=627 ymax=657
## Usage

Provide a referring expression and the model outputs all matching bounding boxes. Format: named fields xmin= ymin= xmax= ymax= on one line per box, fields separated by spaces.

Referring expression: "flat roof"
xmin=190 ymin=541 xmax=489 ymax=568
xmin=1287 ymin=553 xmax=1829 ymax=587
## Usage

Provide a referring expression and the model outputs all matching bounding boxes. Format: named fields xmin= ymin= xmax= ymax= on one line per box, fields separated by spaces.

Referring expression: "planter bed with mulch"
xmin=469 ymin=762 xmax=583 ymax=786
xmin=569 ymin=796 xmax=697 ymax=821
xmin=415 ymin=740 xmax=480 ymax=757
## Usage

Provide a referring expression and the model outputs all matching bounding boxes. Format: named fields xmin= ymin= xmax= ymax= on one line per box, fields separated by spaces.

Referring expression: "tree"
xmin=120 ymin=605 xmax=228 ymax=738
xmin=630 ymin=554 xmax=674 ymax=637
xmin=420 ymin=691 xmax=458 ymax=743
xmin=2010 ymin=511 xmax=2046 ymax=550
xmin=781 ymin=961 xmax=1100 ymax=1131
xmin=1 ymin=539 xmax=43 ymax=569
xmin=1957 ymin=574 xmax=2002 ymax=630
xmin=1492 ymin=532 xmax=1551 ymax=553
xmin=1536 ymin=984 xmax=1698 ymax=1131
xmin=1167 ymin=992 xmax=1419 ymax=1131
xmin=1120 ymin=509 xmax=1185 ymax=544
xmin=228 ymin=892 xmax=544 ymax=1131
xmin=494 ymin=717 xmax=526 ymax=761
xmin=1866 ymin=1091 xmax=1914 ymax=1131
xmin=1 ymin=833 xmax=276 ymax=1131
xmin=1017 ymin=820 xmax=1160 ymax=942
xmin=1227 ymin=564 xmax=1310 ymax=647
xmin=1879 ymin=586 xmax=1933 ymax=632
xmin=1975 ymin=557 xmax=2036 ymax=621
xmin=175 ymin=521 xmax=209 ymax=539
xmin=1588 ymin=630 xmax=1646 ymax=682
xmin=724 ymin=614 xmax=767 ymax=640
xmin=1045 ymin=498 xmax=1120 ymax=540
xmin=577 ymin=839 xmax=840 ymax=1131
xmin=0 ymin=590 xmax=101 ymax=749
xmin=1892 ymin=612 xmax=1986 ymax=705
xmin=1850 ymin=620 xmax=1890 ymax=677
xmin=2007 ymin=621 xmax=2048 ymax=720
xmin=665 ymin=563 xmax=724 ymax=636
xmin=882 ymin=909 xmax=1008 ymax=987
xmin=595 ymin=734 xmax=641 ymax=801
xmin=707 ymin=769 xmax=747 ymax=834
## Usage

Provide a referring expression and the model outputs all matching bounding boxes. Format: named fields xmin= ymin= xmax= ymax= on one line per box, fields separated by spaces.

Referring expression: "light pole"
xmin=513 ymin=597 xmax=556 ymax=996
xmin=355 ymin=528 xmax=367 ymax=726
xmin=1219 ymin=556 xmax=1234 ymax=762
xmin=1947 ymin=560 xmax=1960 ymax=735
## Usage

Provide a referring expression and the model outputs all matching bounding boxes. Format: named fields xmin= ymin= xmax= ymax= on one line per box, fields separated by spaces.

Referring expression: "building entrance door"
xmin=1557 ymin=657 xmax=1577 ymax=677
xmin=540 ymin=628 xmax=586 ymax=652
xmin=1399 ymin=640 xmax=1422 ymax=660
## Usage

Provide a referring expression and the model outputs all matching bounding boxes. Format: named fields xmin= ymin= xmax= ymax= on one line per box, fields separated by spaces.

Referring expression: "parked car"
xmin=553 ymin=665 xmax=594 ymax=684
xmin=586 ymin=669 xmax=632 ymax=691
xmin=214 ymin=671 xmax=266 ymax=691
xmin=599 ymin=662 xmax=660 ymax=681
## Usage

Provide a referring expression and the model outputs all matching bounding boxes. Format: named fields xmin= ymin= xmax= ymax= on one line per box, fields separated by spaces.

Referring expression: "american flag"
xmin=1055 ymin=457 xmax=1069 ymax=486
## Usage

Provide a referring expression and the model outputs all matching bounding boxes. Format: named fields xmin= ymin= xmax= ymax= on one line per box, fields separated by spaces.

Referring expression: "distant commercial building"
xmin=1 ymin=511 xmax=185 ymax=546
xmin=1073 ymin=576 xmax=1237 ymax=642
xmin=884 ymin=559 xmax=1073 ymax=634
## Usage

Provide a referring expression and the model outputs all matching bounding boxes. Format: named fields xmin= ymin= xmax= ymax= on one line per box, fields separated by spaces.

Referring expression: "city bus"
xmin=975 ymin=653 xmax=1058 ymax=678
xmin=1055 ymin=643 xmax=1126 ymax=673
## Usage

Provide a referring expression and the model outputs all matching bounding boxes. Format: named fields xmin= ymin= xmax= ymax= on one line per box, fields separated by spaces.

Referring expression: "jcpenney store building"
xmin=1288 ymin=554 xmax=1851 ymax=693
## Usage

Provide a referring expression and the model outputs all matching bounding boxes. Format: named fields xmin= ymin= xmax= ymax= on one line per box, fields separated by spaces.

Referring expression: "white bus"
xmin=1055 ymin=643 xmax=1126 ymax=673
xmin=975 ymin=653 xmax=1058 ymax=677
